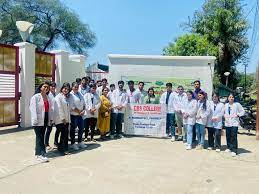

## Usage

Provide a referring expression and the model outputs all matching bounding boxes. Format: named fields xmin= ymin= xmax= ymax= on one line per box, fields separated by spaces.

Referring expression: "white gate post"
xmin=14 ymin=42 xmax=36 ymax=128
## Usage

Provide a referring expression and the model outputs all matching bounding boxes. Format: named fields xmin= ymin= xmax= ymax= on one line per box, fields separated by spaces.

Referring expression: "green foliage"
xmin=237 ymin=72 xmax=256 ymax=92
xmin=191 ymin=0 xmax=249 ymax=86
xmin=163 ymin=34 xmax=218 ymax=57
xmin=0 ymin=0 xmax=96 ymax=55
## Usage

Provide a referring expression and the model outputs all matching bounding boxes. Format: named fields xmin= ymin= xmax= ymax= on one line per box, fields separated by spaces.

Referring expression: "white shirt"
xmin=79 ymin=85 xmax=90 ymax=96
xmin=182 ymin=99 xmax=198 ymax=125
xmin=127 ymin=89 xmax=141 ymax=104
xmin=83 ymin=92 xmax=101 ymax=118
xmin=110 ymin=89 xmax=128 ymax=113
xmin=206 ymin=101 xmax=224 ymax=129
xmin=53 ymin=93 xmax=71 ymax=125
xmin=173 ymin=92 xmax=187 ymax=112
xmin=29 ymin=93 xmax=53 ymax=126
xmin=196 ymin=100 xmax=211 ymax=125
xmin=69 ymin=91 xmax=85 ymax=116
xmin=160 ymin=91 xmax=176 ymax=113
xmin=136 ymin=88 xmax=147 ymax=104
xmin=224 ymin=102 xmax=245 ymax=127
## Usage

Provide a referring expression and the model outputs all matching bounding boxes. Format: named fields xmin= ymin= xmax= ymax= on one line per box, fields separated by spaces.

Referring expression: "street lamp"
xmin=15 ymin=21 xmax=34 ymax=42
xmin=224 ymin=72 xmax=230 ymax=87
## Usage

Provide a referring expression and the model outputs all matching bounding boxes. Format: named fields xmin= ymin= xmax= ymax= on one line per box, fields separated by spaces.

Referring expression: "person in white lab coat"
xmin=182 ymin=90 xmax=198 ymax=150
xmin=206 ymin=92 xmax=224 ymax=152
xmin=53 ymin=82 xmax=71 ymax=155
xmin=160 ymin=83 xmax=177 ymax=141
xmin=127 ymin=80 xmax=141 ymax=104
xmin=83 ymin=84 xmax=101 ymax=141
xmin=195 ymin=91 xmax=211 ymax=149
xmin=224 ymin=93 xmax=245 ymax=156
xmin=30 ymin=81 xmax=53 ymax=163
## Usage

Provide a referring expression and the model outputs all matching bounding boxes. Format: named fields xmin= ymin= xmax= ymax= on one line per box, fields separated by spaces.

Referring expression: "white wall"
xmin=108 ymin=54 xmax=216 ymax=98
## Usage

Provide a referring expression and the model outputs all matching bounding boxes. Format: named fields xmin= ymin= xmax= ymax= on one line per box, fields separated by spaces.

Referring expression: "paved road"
xmin=0 ymin=128 xmax=259 ymax=194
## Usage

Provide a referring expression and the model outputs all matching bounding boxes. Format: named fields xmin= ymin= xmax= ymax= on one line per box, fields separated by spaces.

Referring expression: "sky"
xmin=62 ymin=0 xmax=258 ymax=73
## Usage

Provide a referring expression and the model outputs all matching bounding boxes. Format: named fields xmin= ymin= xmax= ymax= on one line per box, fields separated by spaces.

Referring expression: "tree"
xmin=163 ymin=33 xmax=218 ymax=56
xmin=0 ymin=0 xmax=96 ymax=55
xmin=190 ymin=0 xmax=249 ymax=86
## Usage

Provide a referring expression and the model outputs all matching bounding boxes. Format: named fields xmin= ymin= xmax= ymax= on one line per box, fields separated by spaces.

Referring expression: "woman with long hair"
xmin=144 ymin=87 xmax=159 ymax=104
xmin=53 ymin=82 xmax=71 ymax=155
xmin=30 ymin=81 xmax=53 ymax=162
xmin=224 ymin=93 xmax=245 ymax=156
xmin=195 ymin=91 xmax=211 ymax=149
xmin=182 ymin=90 xmax=198 ymax=150
xmin=97 ymin=87 xmax=112 ymax=140
xmin=206 ymin=92 xmax=224 ymax=152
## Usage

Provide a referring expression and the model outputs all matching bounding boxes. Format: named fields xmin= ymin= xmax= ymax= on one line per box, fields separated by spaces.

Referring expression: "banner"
xmin=124 ymin=104 xmax=167 ymax=137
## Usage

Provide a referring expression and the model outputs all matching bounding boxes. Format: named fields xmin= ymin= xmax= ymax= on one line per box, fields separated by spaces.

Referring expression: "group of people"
xmin=30 ymin=77 xmax=245 ymax=163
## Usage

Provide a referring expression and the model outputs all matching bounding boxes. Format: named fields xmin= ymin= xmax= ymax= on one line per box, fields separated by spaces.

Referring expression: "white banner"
xmin=124 ymin=104 xmax=167 ymax=137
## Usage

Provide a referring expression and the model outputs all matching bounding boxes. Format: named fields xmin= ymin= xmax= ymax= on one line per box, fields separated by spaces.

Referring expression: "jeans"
xmin=184 ymin=124 xmax=193 ymax=146
xmin=45 ymin=124 xmax=58 ymax=146
xmin=84 ymin=118 xmax=97 ymax=140
xmin=207 ymin=127 xmax=222 ymax=149
xmin=34 ymin=126 xmax=47 ymax=156
xmin=166 ymin=113 xmax=175 ymax=136
xmin=56 ymin=123 xmax=69 ymax=153
xmin=70 ymin=115 xmax=84 ymax=144
xmin=110 ymin=113 xmax=124 ymax=135
xmin=225 ymin=127 xmax=238 ymax=153
xmin=192 ymin=125 xmax=197 ymax=142
xmin=195 ymin=123 xmax=205 ymax=146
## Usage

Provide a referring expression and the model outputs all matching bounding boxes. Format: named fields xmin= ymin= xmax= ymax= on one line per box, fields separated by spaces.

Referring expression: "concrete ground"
xmin=0 ymin=127 xmax=259 ymax=194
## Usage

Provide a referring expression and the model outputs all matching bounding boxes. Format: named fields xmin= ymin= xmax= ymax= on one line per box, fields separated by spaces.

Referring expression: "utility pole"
xmin=256 ymin=63 xmax=259 ymax=140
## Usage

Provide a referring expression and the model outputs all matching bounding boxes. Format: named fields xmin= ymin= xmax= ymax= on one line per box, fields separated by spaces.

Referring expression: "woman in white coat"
xmin=182 ymin=90 xmax=198 ymax=150
xmin=195 ymin=91 xmax=211 ymax=149
xmin=83 ymin=83 xmax=101 ymax=141
xmin=224 ymin=93 xmax=245 ymax=156
xmin=30 ymin=82 xmax=53 ymax=162
xmin=54 ymin=82 xmax=71 ymax=155
xmin=206 ymin=92 xmax=224 ymax=152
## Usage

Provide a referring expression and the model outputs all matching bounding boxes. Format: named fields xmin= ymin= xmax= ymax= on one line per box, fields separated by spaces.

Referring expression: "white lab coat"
xmin=30 ymin=93 xmax=53 ymax=126
xmin=127 ymin=89 xmax=142 ymax=104
xmin=182 ymin=99 xmax=198 ymax=125
xmin=110 ymin=89 xmax=128 ymax=114
xmin=53 ymin=93 xmax=71 ymax=125
xmin=83 ymin=92 xmax=101 ymax=118
xmin=196 ymin=100 xmax=211 ymax=125
xmin=173 ymin=92 xmax=188 ymax=112
xmin=206 ymin=101 xmax=224 ymax=129
xmin=224 ymin=102 xmax=245 ymax=127
xmin=69 ymin=91 xmax=85 ymax=116
xmin=160 ymin=91 xmax=176 ymax=114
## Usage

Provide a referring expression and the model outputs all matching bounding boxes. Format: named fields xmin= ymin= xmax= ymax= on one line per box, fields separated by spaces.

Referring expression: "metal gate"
xmin=0 ymin=44 xmax=20 ymax=127
xmin=35 ymin=51 xmax=55 ymax=89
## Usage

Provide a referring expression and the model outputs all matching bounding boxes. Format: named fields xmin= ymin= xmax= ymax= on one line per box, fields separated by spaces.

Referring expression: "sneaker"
xmin=171 ymin=136 xmax=176 ymax=142
xmin=118 ymin=134 xmax=124 ymax=138
xmin=78 ymin=142 xmax=87 ymax=149
xmin=71 ymin=144 xmax=79 ymax=151
xmin=45 ymin=145 xmax=53 ymax=151
xmin=231 ymin=152 xmax=237 ymax=157
xmin=186 ymin=145 xmax=192 ymax=150
xmin=177 ymin=136 xmax=183 ymax=141
xmin=225 ymin=149 xmax=231 ymax=153
xmin=216 ymin=148 xmax=221 ymax=152
xmin=53 ymin=144 xmax=58 ymax=150
xmin=184 ymin=142 xmax=188 ymax=146
xmin=207 ymin=147 xmax=212 ymax=150
xmin=110 ymin=135 xmax=115 ymax=139
xmin=36 ymin=155 xmax=49 ymax=163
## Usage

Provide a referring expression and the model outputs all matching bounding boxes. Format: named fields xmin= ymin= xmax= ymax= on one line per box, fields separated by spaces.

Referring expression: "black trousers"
xmin=56 ymin=123 xmax=69 ymax=153
xmin=34 ymin=112 xmax=48 ymax=156
xmin=225 ymin=127 xmax=238 ymax=153
xmin=84 ymin=118 xmax=97 ymax=140
xmin=207 ymin=127 xmax=221 ymax=149
xmin=44 ymin=124 xmax=59 ymax=146
xmin=110 ymin=113 xmax=124 ymax=135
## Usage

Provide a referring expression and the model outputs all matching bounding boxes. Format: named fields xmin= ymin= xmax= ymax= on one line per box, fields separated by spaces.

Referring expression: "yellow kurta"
xmin=98 ymin=95 xmax=112 ymax=135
